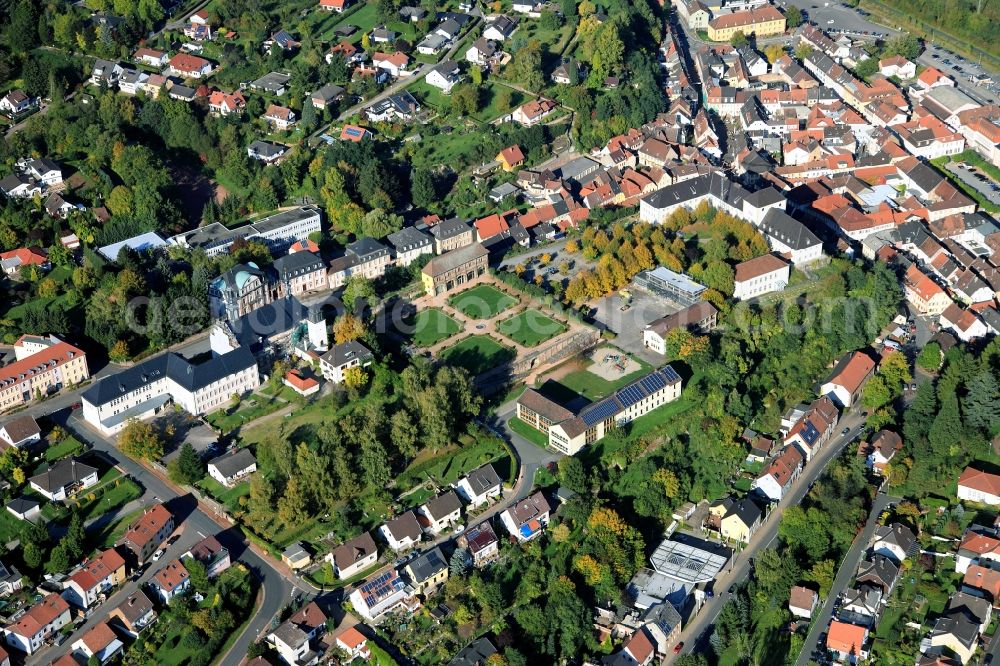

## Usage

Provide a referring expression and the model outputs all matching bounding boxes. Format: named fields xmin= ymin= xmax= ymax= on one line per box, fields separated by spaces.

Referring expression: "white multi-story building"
xmin=81 ymin=347 xmax=259 ymax=435
xmin=168 ymin=206 xmax=322 ymax=258
xmin=3 ymin=594 xmax=71 ymax=654
xmin=517 ymin=366 xmax=683 ymax=455
xmin=733 ymin=253 xmax=790 ymax=300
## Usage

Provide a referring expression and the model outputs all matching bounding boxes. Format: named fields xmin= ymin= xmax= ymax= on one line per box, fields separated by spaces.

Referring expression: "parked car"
xmin=674 ymin=643 xmax=685 ymax=654
xmin=152 ymin=549 xmax=165 ymax=561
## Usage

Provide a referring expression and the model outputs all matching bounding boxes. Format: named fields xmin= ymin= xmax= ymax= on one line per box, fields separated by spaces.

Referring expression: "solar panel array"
xmin=638 ymin=372 xmax=667 ymax=395
xmin=580 ymin=398 xmax=619 ymax=426
xmin=660 ymin=365 xmax=681 ymax=383
xmin=360 ymin=570 xmax=403 ymax=602
xmin=617 ymin=383 xmax=646 ymax=408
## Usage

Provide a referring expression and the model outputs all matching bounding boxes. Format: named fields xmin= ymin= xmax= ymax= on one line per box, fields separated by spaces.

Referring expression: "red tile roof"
xmin=169 ymin=53 xmax=210 ymax=74
xmin=735 ymin=253 xmax=788 ymax=282
xmin=80 ymin=621 xmax=118 ymax=653
xmin=499 ymin=145 xmax=525 ymax=166
xmin=0 ymin=340 xmax=85 ymax=388
xmin=153 ymin=560 xmax=189 ymax=592
xmin=827 ymin=620 xmax=867 ymax=655
xmin=959 ymin=467 xmax=1000 ymax=496
xmin=10 ymin=594 xmax=69 ymax=638
xmin=828 ymin=351 xmax=876 ymax=394
xmin=337 ymin=625 xmax=367 ymax=649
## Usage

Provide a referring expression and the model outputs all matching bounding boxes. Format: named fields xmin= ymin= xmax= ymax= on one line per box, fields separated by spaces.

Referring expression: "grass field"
xmin=547 ymin=349 xmax=653 ymax=401
xmin=497 ymin=309 xmax=567 ymax=347
xmin=396 ymin=432 xmax=510 ymax=490
xmin=448 ymin=285 xmax=517 ymax=319
xmin=79 ymin=478 xmax=143 ymax=522
xmin=45 ymin=436 xmax=85 ymax=462
xmin=198 ymin=477 xmax=251 ymax=513
xmin=440 ymin=335 xmax=515 ymax=374
xmin=509 ymin=416 xmax=550 ymax=448
xmin=408 ymin=308 xmax=462 ymax=347
xmin=205 ymin=391 xmax=291 ymax=433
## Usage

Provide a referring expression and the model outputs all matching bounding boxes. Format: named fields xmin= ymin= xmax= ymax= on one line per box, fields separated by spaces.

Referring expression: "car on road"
xmin=152 ymin=549 xmax=165 ymax=561
xmin=71 ymin=402 xmax=81 ymax=410
xmin=841 ymin=427 xmax=850 ymax=436
xmin=167 ymin=534 xmax=181 ymax=546
xmin=910 ymin=383 xmax=917 ymax=391
xmin=674 ymin=642 xmax=684 ymax=654
xmin=827 ymin=19 xmax=835 ymax=23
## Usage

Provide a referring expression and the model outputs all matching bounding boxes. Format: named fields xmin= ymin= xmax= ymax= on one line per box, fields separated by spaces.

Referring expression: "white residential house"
xmin=268 ymin=602 xmax=327 ymax=666
xmin=61 ymin=549 xmax=126 ymax=609
xmin=733 ymin=253 xmax=790 ymax=300
xmin=751 ymin=446 xmax=803 ymax=502
xmin=3 ymin=594 xmax=71 ymax=655
xmin=207 ymin=448 xmax=257 ymax=487
xmin=28 ymin=458 xmax=98 ymax=501
xmin=264 ymin=104 xmax=297 ymax=131
xmin=452 ymin=464 xmax=502 ymax=508
xmin=417 ymin=491 xmax=463 ymax=534
xmin=0 ymin=415 xmax=41 ymax=448
xmin=71 ymin=621 xmax=124 ymax=665
xmin=788 ymin=586 xmax=818 ymax=619
xmin=379 ymin=511 xmax=423 ymax=552
xmin=426 ymin=60 xmax=463 ymax=93
xmin=372 ymin=52 xmax=410 ymax=78
xmin=335 ymin=626 xmax=371 ymax=662
xmin=319 ymin=341 xmax=374 ymax=384
xmin=958 ymin=467 xmax=1000 ymax=505
xmin=870 ymin=523 xmax=917 ymax=564
xmin=326 ymin=532 xmax=378 ymax=579
xmin=500 ymin=491 xmax=551 ymax=541
xmin=149 ymin=561 xmax=190 ymax=603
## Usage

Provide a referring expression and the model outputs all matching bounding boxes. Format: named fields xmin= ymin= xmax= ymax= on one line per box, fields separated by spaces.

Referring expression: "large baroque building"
xmin=0 ymin=335 xmax=89 ymax=412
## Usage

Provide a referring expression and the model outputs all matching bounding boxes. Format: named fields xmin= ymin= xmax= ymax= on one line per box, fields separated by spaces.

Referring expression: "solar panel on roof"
xmin=618 ymin=385 xmax=645 ymax=408
xmin=639 ymin=373 xmax=667 ymax=394
xmin=581 ymin=399 xmax=620 ymax=426
xmin=661 ymin=366 xmax=681 ymax=383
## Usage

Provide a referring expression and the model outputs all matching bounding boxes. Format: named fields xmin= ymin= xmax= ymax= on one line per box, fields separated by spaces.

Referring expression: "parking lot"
xmin=776 ymin=1 xmax=999 ymax=105
xmin=588 ymin=287 xmax=680 ymax=364
xmin=945 ymin=161 xmax=1000 ymax=206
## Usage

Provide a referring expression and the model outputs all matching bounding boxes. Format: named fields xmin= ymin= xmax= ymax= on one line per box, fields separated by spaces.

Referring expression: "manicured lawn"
xmin=408 ymin=125 xmax=493 ymax=170
xmin=408 ymin=308 xmax=462 ymax=347
xmin=370 ymin=644 xmax=401 ymax=666
xmin=95 ymin=507 xmax=145 ymax=549
xmin=440 ymin=335 xmax=515 ymax=375
xmin=45 ymin=436 xmax=85 ymax=462
xmin=79 ymin=478 xmax=143 ymax=522
xmin=0 ymin=510 xmax=24 ymax=545
xmin=497 ymin=309 xmax=567 ymax=347
xmin=448 ymin=285 xmax=517 ymax=319
xmin=510 ymin=416 xmax=550 ymax=448
xmin=198 ymin=477 xmax=251 ymax=512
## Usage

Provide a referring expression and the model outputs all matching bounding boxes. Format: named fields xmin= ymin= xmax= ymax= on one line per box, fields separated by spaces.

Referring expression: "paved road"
xmin=36 ymin=408 xmax=313 ymax=666
xmin=665 ymin=410 xmax=866 ymax=663
xmin=491 ymin=401 xmax=562 ymax=501
xmin=794 ymin=490 xmax=901 ymax=666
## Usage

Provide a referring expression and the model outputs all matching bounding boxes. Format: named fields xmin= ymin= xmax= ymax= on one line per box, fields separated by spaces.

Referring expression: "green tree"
xmin=168 ymin=442 xmax=204 ymax=485
xmin=785 ymin=4 xmax=803 ymax=27
xmin=730 ymin=30 xmax=748 ymax=48
xmin=807 ymin=560 xmax=835 ymax=597
xmin=186 ymin=558 xmax=211 ymax=592
xmin=411 ymin=168 xmax=436 ymax=210
xmin=508 ymin=40 xmax=545 ymax=90
xmin=964 ymin=370 xmax=1000 ymax=434
xmin=118 ymin=419 xmax=165 ymax=460
xmin=343 ymin=275 xmax=377 ymax=310
xmin=854 ymin=57 xmax=879 ymax=80
xmin=929 ymin=390 xmax=964 ymax=452
xmin=917 ymin=342 xmax=942 ymax=372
